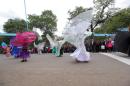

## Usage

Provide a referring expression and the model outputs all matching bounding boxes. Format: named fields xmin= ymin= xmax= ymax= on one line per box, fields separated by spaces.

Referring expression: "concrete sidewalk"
xmin=0 ymin=53 xmax=130 ymax=86
xmin=101 ymin=52 xmax=130 ymax=65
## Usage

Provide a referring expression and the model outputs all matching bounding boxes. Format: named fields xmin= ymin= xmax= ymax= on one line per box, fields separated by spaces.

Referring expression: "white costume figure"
xmin=62 ymin=9 xmax=93 ymax=62
xmin=34 ymin=42 xmax=45 ymax=54
xmin=33 ymin=28 xmax=45 ymax=54
xmin=46 ymin=34 xmax=65 ymax=56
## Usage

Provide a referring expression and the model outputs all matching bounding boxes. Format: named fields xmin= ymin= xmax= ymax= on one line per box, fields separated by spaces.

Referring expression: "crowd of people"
xmin=0 ymin=37 xmax=115 ymax=63
xmin=0 ymin=44 xmax=30 ymax=62
xmin=85 ymin=38 xmax=114 ymax=52
xmin=31 ymin=38 xmax=114 ymax=54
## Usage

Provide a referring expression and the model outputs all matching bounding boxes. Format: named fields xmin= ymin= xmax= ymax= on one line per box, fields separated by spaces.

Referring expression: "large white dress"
xmin=63 ymin=9 xmax=93 ymax=62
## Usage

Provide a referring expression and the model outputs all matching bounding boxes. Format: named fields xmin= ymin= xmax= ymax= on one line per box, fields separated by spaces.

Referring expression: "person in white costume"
xmin=46 ymin=9 xmax=93 ymax=62
xmin=62 ymin=9 xmax=93 ymax=62
xmin=46 ymin=34 xmax=65 ymax=57
xmin=34 ymin=42 xmax=45 ymax=54
xmin=70 ymin=32 xmax=92 ymax=62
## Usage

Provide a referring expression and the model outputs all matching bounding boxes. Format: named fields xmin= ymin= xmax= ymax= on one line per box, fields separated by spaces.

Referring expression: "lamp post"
xmin=24 ymin=0 xmax=28 ymax=31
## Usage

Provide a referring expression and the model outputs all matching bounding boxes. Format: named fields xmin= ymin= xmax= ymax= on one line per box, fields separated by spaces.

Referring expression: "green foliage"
xmin=3 ymin=10 xmax=57 ymax=44
xmin=28 ymin=15 xmax=40 ymax=29
xmin=28 ymin=10 xmax=57 ymax=36
xmin=34 ymin=38 xmax=43 ymax=44
xmin=3 ymin=18 xmax=27 ymax=33
xmin=67 ymin=1 xmax=115 ymax=32
xmin=0 ymin=36 xmax=12 ymax=47
xmin=91 ymin=0 xmax=115 ymax=32
xmin=28 ymin=10 xmax=57 ymax=40
xmin=95 ymin=36 xmax=107 ymax=41
xmin=68 ymin=6 xmax=86 ymax=20
xmin=98 ymin=8 xmax=130 ymax=33
xmin=41 ymin=10 xmax=57 ymax=31
xmin=94 ymin=28 xmax=104 ymax=33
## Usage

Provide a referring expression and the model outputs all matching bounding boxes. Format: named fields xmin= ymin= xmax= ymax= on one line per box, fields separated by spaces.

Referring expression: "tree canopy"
xmin=95 ymin=8 xmax=130 ymax=33
xmin=67 ymin=0 xmax=116 ymax=32
xmin=3 ymin=18 xmax=27 ymax=33
xmin=28 ymin=10 xmax=57 ymax=37
xmin=3 ymin=10 xmax=57 ymax=42
xmin=68 ymin=6 xmax=86 ymax=20
xmin=91 ymin=0 xmax=116 ymax=32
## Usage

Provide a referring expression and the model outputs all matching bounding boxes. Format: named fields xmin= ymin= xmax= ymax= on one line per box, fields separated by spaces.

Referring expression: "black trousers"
xmin=128 ymin=45 xmax=130 ymax=57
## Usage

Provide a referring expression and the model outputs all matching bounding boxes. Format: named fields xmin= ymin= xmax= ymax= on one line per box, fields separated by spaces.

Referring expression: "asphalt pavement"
xmin=0 ymin=53 xmax=130 ymax=86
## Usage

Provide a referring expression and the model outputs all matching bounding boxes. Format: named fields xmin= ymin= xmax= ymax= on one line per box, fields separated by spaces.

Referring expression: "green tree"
xmin=68 ymin=6 xmax=86 ymax=20
xmin=28 ymin=10 xmax=57 ymax=38
xmin=91 ymin=0 xmax=116 ymax=32
xmin=3 ymin=18 xmax=27 ymax=33
xmin=97 ymin=8 xmax=130 ymax=33
xmin=28 ymin=14 xmax=40 ymax=29
xmin=67 ymin=0 xmax=116 ymax=33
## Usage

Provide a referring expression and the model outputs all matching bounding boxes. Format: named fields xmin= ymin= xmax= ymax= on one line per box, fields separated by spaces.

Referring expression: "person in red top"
xmin=106 ymin=38 xmax=113 ymax=52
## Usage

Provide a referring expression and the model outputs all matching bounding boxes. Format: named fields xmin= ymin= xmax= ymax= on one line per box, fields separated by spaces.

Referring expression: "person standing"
xmin=20 ymin=46 xmax=30 ymax=62
xmin=5 ymin=46 xmax=11 ymax=57
xmin=128 ymin=37 xmax=130 ymax=56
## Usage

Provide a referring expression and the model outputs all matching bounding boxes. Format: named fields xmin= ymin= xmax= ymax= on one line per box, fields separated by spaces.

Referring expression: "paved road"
xmin=0 ymin=53 xmax=130 ymax=86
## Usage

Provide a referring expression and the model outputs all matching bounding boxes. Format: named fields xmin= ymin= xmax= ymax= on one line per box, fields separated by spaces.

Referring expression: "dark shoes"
xmin=21 ymin=59 xmax=27 ymax=62
xmin=75 ymin=59 xmax=80 ymax=63
xmin=75 ymin=59 xmax=89 ymax=63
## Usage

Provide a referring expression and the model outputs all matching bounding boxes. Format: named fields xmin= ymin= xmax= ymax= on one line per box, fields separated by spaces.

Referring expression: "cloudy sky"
xmin=0 ymin=0 xmax=130 ymax=35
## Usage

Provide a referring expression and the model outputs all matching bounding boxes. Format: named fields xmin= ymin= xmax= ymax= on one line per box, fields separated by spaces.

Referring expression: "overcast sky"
xmin=0 ymin=0 xmax=130 ymax=35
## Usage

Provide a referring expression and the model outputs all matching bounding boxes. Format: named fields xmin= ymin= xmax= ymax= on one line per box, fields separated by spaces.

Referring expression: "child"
xmin=20 ymin=46 xmax=30 ymax=62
